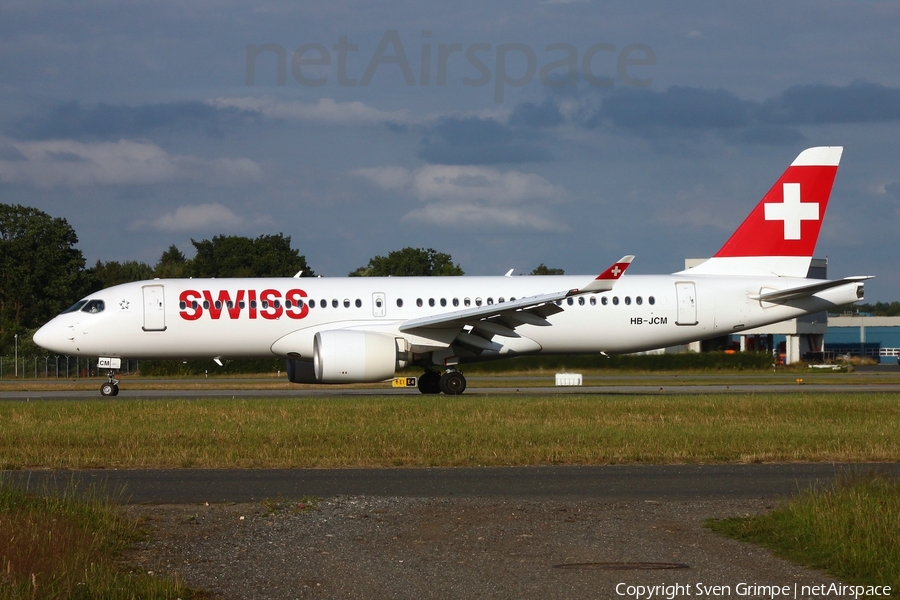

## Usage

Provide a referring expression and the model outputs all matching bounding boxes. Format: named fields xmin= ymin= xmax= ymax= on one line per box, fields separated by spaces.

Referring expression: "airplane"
xmin=34 ymin=146 xmax=870 ymax=396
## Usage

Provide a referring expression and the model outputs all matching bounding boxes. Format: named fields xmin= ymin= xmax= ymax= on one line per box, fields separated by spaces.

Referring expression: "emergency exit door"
xmin=675 ymin=282 xmax=698 ymax=326
xmin=142 ymin=285 xmax=167 ymax=331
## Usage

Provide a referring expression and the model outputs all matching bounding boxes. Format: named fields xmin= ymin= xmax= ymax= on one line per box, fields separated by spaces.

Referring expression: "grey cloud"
xmin=590 ymin=86 xmax=753 ymax=131
xmin=417 ymin=116 xmax=552 ymax=165
xmin=758 ymin=82 xmax=900 ymax=125
xmin=9 ymin=100 xmax=258 ymax=141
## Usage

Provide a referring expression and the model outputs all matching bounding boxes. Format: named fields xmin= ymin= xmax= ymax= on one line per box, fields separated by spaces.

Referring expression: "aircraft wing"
xmin=399 ymin=256 xmax=634 ymax=335
xmin=751 ymin=276 xmax=873 ymax=303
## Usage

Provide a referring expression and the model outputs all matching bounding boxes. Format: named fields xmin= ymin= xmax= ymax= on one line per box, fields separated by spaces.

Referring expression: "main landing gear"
xmin=100 ymin=371 xmax=120 ymax=396
xmin=417 ymin=369 xmax=467 ymax=395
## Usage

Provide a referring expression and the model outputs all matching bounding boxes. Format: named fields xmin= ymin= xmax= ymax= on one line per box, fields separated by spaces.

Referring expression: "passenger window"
xmin=417 ymin=298 xmax=423 ymax=307
xmin=396 ymin=298 xmax=403 ymax=308
xmin=261 ymin=301 xmax=269 ymax=309
xmin=239 ymin=301 xmax=246 ymax=309
xmin=203 ymin=301 xmax=210 ymax=310
xmin=566 ymin=298 xmax=573 ymax=306
xmin=590 ymin=297 xmax=596 ymax=306
xmin=636 ymin=296 xmax=643 ymax=305
xmin=309 ymin=300 xmax=315 ymax=308
xmin=510 ymin=297 xmax=516 ymax=302
xmin=343 ymin=299 xmax=350 ymax=308
xmin=332 ymin=299 xmax=338 ymax=308
xmin=612 ymin=297 xmax=619 ymax=305
xmin=601 ymin=296 xmax=608 ymax=305
xmin=356 ymin=299 xmax=362 ymax=308
xmin=578 ymin=297 xmax=585 ymax=306
xmin=499 ymin=297 xmax=505 ymax=303
xmin=487 ymin=297 xmax=493 ymax=305
xmin=649 ymin=296 xmax=655 ymax=305
xmin=453 ymin=298 xmax=459 ymax=307
xmin=274 ymin=300 xmax=281 ymax=309
xmin=193 ymin=301 xmax=199 ymax=309
xmin=440 ymin=298 xmax=447 ymax=307
xmin=464 ymin=298 xmax=471 ymax=307
xmin=429 ymin=298 xmax=435 ymax=307
xmin=227 ymin=300 xmax=234 ymax=309
xmin=624 ymin=297 xmax=631 ymax=305
xmin=475 ymin=297 xmax=482 ymax=306
xmin=320 ymin=299 xmax=326 ymax=308
xmin=179 ymin=301 xmax=186 ymax=310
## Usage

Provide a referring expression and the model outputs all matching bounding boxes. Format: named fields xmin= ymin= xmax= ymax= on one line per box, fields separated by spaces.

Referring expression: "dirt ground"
xmin=125 ymin=496 xmax=843 ymax=600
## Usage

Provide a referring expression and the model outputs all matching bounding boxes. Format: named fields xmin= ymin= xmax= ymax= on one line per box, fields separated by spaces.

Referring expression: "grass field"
xmin=709 ymin=475 xmax=900 ymax=595
xmin=0 ymin=482 xmax=196 ymax=599
xmin=1 ymin=392 xmax=899 ymax=468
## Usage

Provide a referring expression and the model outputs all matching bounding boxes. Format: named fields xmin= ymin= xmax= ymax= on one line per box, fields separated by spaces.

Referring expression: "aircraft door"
xmin=142 ymin=284 xmax=167 ymax=331
xmin=675 ymin=282 xmax=698 ymax=326
xmin=372 ymin=292 xmax=386 ymax=317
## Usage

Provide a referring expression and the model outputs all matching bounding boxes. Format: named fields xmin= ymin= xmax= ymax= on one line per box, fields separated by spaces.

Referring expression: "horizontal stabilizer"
xmin=751 ymin=276 xmax=872 ymax=303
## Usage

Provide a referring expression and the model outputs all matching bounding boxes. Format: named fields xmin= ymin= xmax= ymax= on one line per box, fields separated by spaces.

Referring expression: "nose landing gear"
xmin=100 ymin=371 xmax=120 ymax=396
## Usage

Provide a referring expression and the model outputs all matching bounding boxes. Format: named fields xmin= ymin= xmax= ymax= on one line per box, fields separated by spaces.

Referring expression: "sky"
xmin=2 ymin=1 xmax=900 ymax=300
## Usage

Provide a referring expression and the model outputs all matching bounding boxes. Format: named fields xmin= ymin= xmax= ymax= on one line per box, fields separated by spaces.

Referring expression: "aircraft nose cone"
xmin=33 ymin=321 xmax=67 ymax=353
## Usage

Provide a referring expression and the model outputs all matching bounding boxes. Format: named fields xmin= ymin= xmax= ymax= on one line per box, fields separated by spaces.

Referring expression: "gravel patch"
xmin=124 ymin=497 xmax=846 ymax=599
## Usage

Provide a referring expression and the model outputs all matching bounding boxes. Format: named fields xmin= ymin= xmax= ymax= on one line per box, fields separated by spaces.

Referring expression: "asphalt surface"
xmin=6 ymin=463 xmax=899 ymax=504
xmin=5 ymin=382 xmax=900 ymax=400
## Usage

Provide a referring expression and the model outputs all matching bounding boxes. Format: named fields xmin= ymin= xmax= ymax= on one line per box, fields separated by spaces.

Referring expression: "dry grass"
xmin=1 ymin=393 xmax=899 ymax=468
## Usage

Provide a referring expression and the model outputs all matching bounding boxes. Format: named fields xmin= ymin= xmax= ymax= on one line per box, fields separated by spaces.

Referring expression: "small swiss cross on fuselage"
xmin=764 ymin=182 xmax=819 ymax=240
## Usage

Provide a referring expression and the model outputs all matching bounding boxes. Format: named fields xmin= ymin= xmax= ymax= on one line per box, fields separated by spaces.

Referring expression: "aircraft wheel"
xmin=417 ymin=371 xmax=441 ymax=394
xmin=439 ymin=371 xmax=466 ymax=395
xmin=112 ymin=384 xmax=119 ymax=396
xmin=101 ymin=382 xmax=116 ymax=397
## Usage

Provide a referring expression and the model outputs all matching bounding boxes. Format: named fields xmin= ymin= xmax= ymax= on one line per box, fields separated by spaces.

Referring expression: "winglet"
xmin=577 ymin=255 xmax=635 ymax=293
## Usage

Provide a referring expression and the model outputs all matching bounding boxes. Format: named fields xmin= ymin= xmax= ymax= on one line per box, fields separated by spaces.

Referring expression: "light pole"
xmin=14 ymin=334 xmax=18 ymax=378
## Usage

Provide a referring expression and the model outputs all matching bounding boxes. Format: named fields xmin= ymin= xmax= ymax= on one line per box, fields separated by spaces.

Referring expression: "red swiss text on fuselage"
xmin=179 ymin=289 xmax=309 ymax=320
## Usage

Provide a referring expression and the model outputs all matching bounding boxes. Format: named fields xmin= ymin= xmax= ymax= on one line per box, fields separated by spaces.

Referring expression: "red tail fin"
xmin=680 ymin=146 xmax=842 ymax=277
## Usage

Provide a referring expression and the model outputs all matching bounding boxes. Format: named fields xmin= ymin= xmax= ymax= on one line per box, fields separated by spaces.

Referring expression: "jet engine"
xmin=311 ymin=330 xmax=409 ymax=383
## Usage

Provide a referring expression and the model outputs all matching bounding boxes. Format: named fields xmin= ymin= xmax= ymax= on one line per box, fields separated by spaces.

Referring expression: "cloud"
xmin=417 ymin=116 xmax=552 ymax=165
xmin=520 ymin=81 xmax=900 ymax=146
xmin=352 ymin=164 xmax=567 ymax=231
xmin=9 ymin=100 xmax=256 ymax=141
xmin=207 ymin=96 xmax=416 ymax=126
xmin=130 ymin=203 xmax=274 ymax=233
xmin=0 ymin=138 xmax=262 ymax=188
xmin=758 ymin=82 xmax=900 ymax=125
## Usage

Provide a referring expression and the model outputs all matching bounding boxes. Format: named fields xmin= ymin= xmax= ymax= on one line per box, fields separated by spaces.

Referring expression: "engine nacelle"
xmin=313 ymin=330 xmax=408 ymax=383
xmin=285 ymin=358 xmax=317 ymax=383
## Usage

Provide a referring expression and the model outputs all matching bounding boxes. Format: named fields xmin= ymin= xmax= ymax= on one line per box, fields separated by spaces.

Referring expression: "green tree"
xmin=0 ymin=204 xmax=87 ymax=346
xmin=349 ymin=247 xmax=464 ymax=277
xmin=530 ymin=263 xmax=565 ymax=275
xmin=188 ymin=234 xmax=315 ymax=278
xmin=86 ymin=260 xmax=154 ymax=291
xmin=154 ymin=244 xmax=188 ymax=278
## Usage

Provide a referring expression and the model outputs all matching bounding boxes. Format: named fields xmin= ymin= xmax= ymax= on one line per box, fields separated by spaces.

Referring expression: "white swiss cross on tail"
xmin=679 ymin=147 xmax=842 ymax=278
xmin=764 ymin=183 xmax=819 ymax=240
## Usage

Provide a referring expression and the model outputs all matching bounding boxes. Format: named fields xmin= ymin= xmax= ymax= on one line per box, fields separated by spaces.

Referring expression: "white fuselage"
xmin=33 ymin=273 xmax=859 ymax=363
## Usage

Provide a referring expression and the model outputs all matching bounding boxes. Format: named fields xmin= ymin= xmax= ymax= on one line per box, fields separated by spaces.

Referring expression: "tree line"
xmin=0 ymin=203 xmax=566 ymax=355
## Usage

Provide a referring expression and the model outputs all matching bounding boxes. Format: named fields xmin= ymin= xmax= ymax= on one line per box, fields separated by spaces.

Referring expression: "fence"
xmin=0 ymin=356 xmax=139 ymax=379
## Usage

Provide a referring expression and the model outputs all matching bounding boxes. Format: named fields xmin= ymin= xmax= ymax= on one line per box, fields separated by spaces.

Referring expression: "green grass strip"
xmin=1 ymin=393 xmax=899 ymax=468
xmin=0 ymin=480 xmax=196 ymax=599
xmin=708 ymin=475 xmax=900 ymax=595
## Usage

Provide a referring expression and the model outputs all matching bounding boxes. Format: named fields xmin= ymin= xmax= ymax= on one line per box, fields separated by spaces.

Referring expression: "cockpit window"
xmin=62 ymin=300 xmax=88 ymax=314
xmin=81 ymin=300 xmax=105 ymax=314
